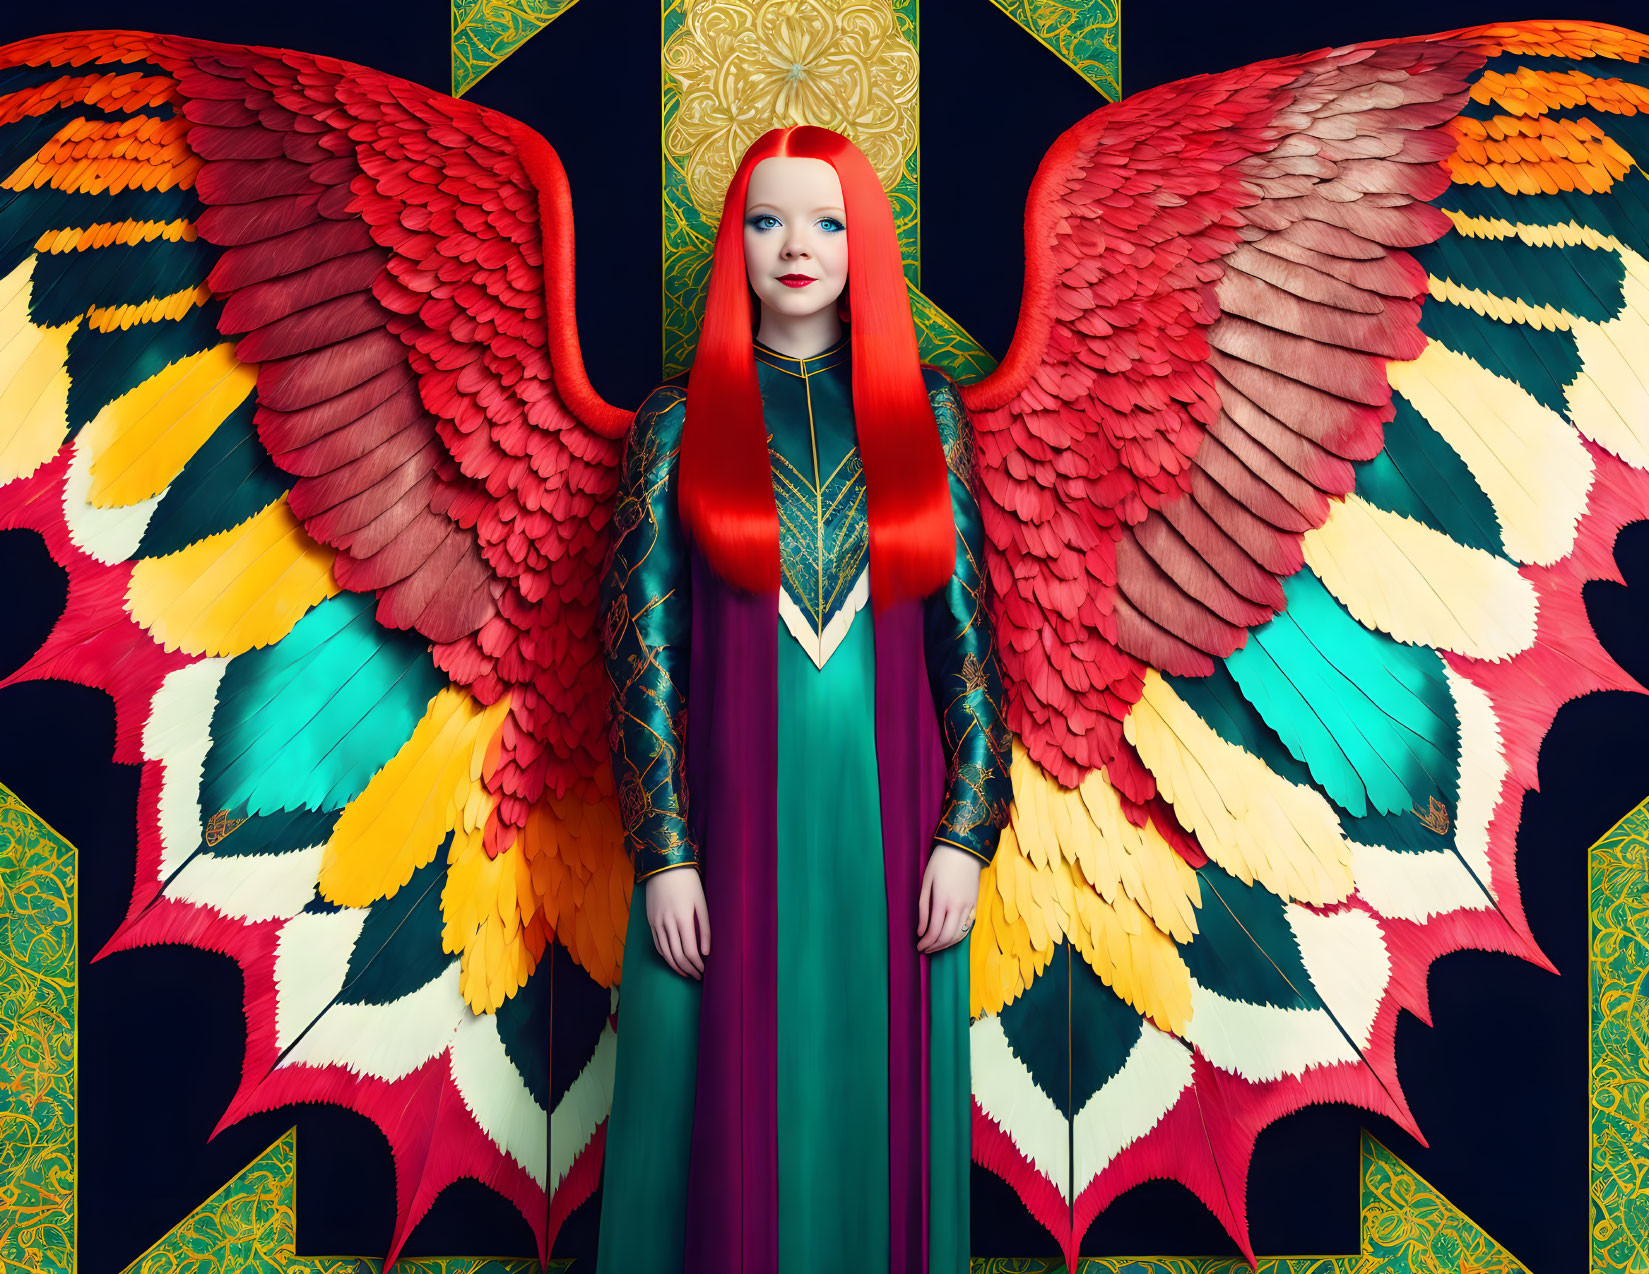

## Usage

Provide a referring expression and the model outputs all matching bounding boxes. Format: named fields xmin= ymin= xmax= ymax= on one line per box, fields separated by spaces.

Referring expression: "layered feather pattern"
xmin=4 ymin=17 xmax=1649 ymax=1269
xmin=962 ymin=19 xmax=1649 ymax=1268
xmin=0 ymin=32 xmax=633 ymax=1263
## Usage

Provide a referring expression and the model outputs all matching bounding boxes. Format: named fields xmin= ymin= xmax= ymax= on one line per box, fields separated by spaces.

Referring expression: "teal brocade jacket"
xmin=601 ymin=338 xmax=1013 ymax=880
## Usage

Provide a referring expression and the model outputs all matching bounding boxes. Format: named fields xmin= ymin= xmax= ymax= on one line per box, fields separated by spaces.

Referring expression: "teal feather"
xmin=1416 ymin=289 xmax=1581 ymax=416
xmin=0 ymin=184 xmax=192 ymax=283
xmin=998 ymin=947 xmax=1073 ymax=1116
xmin=336 ymin=850 xmax=453 ymax=1008
xmin=1172 ymin=663 xmax=1460 ymax=856
xmin=201 ymin=592 xmax=443 ymax=818
xmin=136 ymin=397 xmax=291 ymax=558
xmin=65 ymin=300 xmax=225 ymax=431
xmin=1444 ymin=168 xmax=1649 ymax=265
xmin=1418 ymin=225 xmax=1624 ymax=321
xmin=502 ymin=953 xmax=551 ymax=1108
xmin=1070 ymin=954 xmax=1143 ymax=1111
xmin=1180 ymin=870 xmax=1318 ymax=1010
xmin=199 ymin=806 xmax=338 ymax=860
xmin=1221 ymin=568 xmax=1457 ymax=820
xmin=1354 ymin=394 xmax=1507 ymax=557
xmin=29 ymin=233 xmax=211 ymax=327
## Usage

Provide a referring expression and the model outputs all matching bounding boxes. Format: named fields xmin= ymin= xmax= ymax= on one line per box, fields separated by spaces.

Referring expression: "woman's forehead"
xmin=745 ymin=156 xmax=843 ymax=210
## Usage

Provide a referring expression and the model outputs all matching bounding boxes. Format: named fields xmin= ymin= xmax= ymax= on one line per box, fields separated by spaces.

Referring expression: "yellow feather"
xmin=969 ymin=855 xmax=1055 ymax=1017
xmin=1423 ymin=218 xmax=1649 ymax=476
xmin=440 ymin=816 xmax=493 ymax=957
xmin=79 ymin=342 xmax=255 ymax=508
xmin=1567 ymin=243 xmax=1649 ymax=469
xmin=523 ymin=785 xmax=628 ymax=988
xmin=993 ymin=824 xmax=1021 ymax=925
xmin=1429 ymin=272 xmax=1574 ymax=331
xmin=85 ymin=282 xmax=210 ymax=332
xmin=1302 ymin=493 xmax=1538 ymax=659
xmin=0 ymin=258 xmax=77 ymax=483
xmin=444 ymin=822 xmax=553 ymax=1013
xmin=1015 ymin=848 xmax=1051 ymax=950
xmin=1007 ymin=739 xmax=1201 ymax=942
xmin=976 ymin=764 xmax=1195 ymax=1031
xmin=443 ymin=816 xmax=505 ymax=1012
xmin=1066 ymin=863 xmax=1191 ymax=1034
xmin=1386 ymin=340 xmax=1593 ymax=566
xmin=1125 ymin=672 xmax=1354 ymax=907
xmin=125 ymin=499 xmax=339 ymax=656
xmin=1442 ymin=206 xmax=1616 ymax=252
xmin=319 ymin=688 xmax=513 ymax=908
xmin=34 ymin=219 xmax=196 ymax=253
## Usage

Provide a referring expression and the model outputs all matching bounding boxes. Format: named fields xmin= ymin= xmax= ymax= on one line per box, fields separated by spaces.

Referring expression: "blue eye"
xmin=747 ymin=214 xmax=781 ymax=232
xmin=818 ymin=217 xmax=845 ymax=233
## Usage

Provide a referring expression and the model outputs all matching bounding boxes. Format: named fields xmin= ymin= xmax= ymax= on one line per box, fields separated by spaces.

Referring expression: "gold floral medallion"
xmin=662 ymin=0 xmax=920 ymax=218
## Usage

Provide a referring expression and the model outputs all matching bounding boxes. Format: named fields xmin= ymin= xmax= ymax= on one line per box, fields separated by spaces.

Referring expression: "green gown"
xmin=595 ymin=336 xmax=1008 ymax=1272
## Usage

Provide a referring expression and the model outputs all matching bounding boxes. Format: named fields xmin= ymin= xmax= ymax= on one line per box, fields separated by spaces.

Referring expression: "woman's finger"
xmin=927 ymin=904 xmax=953 ymax=953
xmin=666 ymin=917 xmax=697 ymax=980
xmin=695 ymin=893 xmax=712 ymax=957
xmin=681 ymin=912 xmax=705 ymax=977
xmin=920 ymin=899 xmax=950 ymax=953
xmin=665 ymin=916 xmax=686 ymax=977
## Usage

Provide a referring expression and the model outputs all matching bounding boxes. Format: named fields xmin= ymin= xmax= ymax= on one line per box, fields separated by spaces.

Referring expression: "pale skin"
xmin=646 ymin=155 xmax=983 ymax=980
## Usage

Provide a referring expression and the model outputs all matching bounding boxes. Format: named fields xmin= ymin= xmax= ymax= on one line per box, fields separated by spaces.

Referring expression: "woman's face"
xmin=743 ymin=156 xmax=849 ymax=323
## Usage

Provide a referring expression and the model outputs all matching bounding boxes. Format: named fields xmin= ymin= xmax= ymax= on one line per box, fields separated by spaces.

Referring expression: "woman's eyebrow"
xmin=743 ymin=203 xmax=846 ymax=216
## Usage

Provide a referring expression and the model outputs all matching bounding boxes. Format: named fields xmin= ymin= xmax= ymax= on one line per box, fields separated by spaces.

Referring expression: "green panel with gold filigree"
xmin=118 ymin=1126 xmax=555 ymax=1274
xmin=0 ymin=784 xmax=73 ymax=1274
xmin=1590 ymin=799 xmax=1649 ymax=1273
xmin=910 ymin=285 xmax=998 ymax=383
xmin=988 ymin=0 xmax=1120 ymax=100
xmin=452 ymin=0 xmax=583 ymax=96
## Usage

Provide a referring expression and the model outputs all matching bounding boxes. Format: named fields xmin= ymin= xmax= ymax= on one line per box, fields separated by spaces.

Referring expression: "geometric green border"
xmin=0 ymin=784 xmax=73 ymax=1274
xmin=1588 ymin=798 xmax=1649 ymax=1272
xmin=451 ymin=0 xmax=583 ymax=97
xmin=10 ymin=773 xmax=1641 ymax=1269
xmin=986 ymin=0 xmax=1120 ymax=99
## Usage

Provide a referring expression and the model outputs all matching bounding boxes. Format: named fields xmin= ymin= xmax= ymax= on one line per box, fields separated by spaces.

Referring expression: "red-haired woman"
xmin=596 ymin=126 xmax=1011 ymax=1274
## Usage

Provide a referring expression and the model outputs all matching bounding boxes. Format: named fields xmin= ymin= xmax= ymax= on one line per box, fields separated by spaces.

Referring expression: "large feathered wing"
xmin=959 ymin=19 xmax=1649 ymax=1266
xmin=0 ymin=31 xmax=633 ymax=1262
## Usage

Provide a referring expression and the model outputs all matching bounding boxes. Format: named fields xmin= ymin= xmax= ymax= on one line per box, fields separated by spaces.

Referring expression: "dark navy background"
xmin=0 ymin=2 xmax=1644 ymax=1269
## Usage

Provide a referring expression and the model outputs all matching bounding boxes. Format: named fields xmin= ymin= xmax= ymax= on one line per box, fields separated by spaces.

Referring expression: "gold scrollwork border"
xmin=451 ymin=0 xmax=585 ymax=97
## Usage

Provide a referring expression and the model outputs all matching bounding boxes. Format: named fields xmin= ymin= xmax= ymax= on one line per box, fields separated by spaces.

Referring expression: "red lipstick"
xmin=777 ymin=274 xmax=815 ymax=287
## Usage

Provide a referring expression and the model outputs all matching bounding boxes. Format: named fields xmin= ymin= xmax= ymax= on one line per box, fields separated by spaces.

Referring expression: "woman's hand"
xmin=645 ymin=867 xmax=711 ymax=979
xmin=917 ymin=844 xmax=984 ymax=954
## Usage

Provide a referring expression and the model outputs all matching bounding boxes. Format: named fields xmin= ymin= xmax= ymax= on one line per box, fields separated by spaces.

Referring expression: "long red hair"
xmin=677 ymin=126 xmax=955 ymax=606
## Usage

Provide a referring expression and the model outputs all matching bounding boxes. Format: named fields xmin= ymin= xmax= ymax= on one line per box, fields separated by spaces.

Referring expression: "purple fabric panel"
xmin=682 ymin=550 xmax=779 ymax=1273
xmin=875 ymin=600 xmax=946 ymax=1274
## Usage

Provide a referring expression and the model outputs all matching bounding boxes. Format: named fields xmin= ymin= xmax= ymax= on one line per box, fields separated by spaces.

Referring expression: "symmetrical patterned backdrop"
xmin=0 ymin=2 xmax=1645 ymax=1272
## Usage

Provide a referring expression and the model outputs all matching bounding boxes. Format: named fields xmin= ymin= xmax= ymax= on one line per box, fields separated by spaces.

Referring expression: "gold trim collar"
xmin=753 ymin=333 xmax=851 ymax=377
